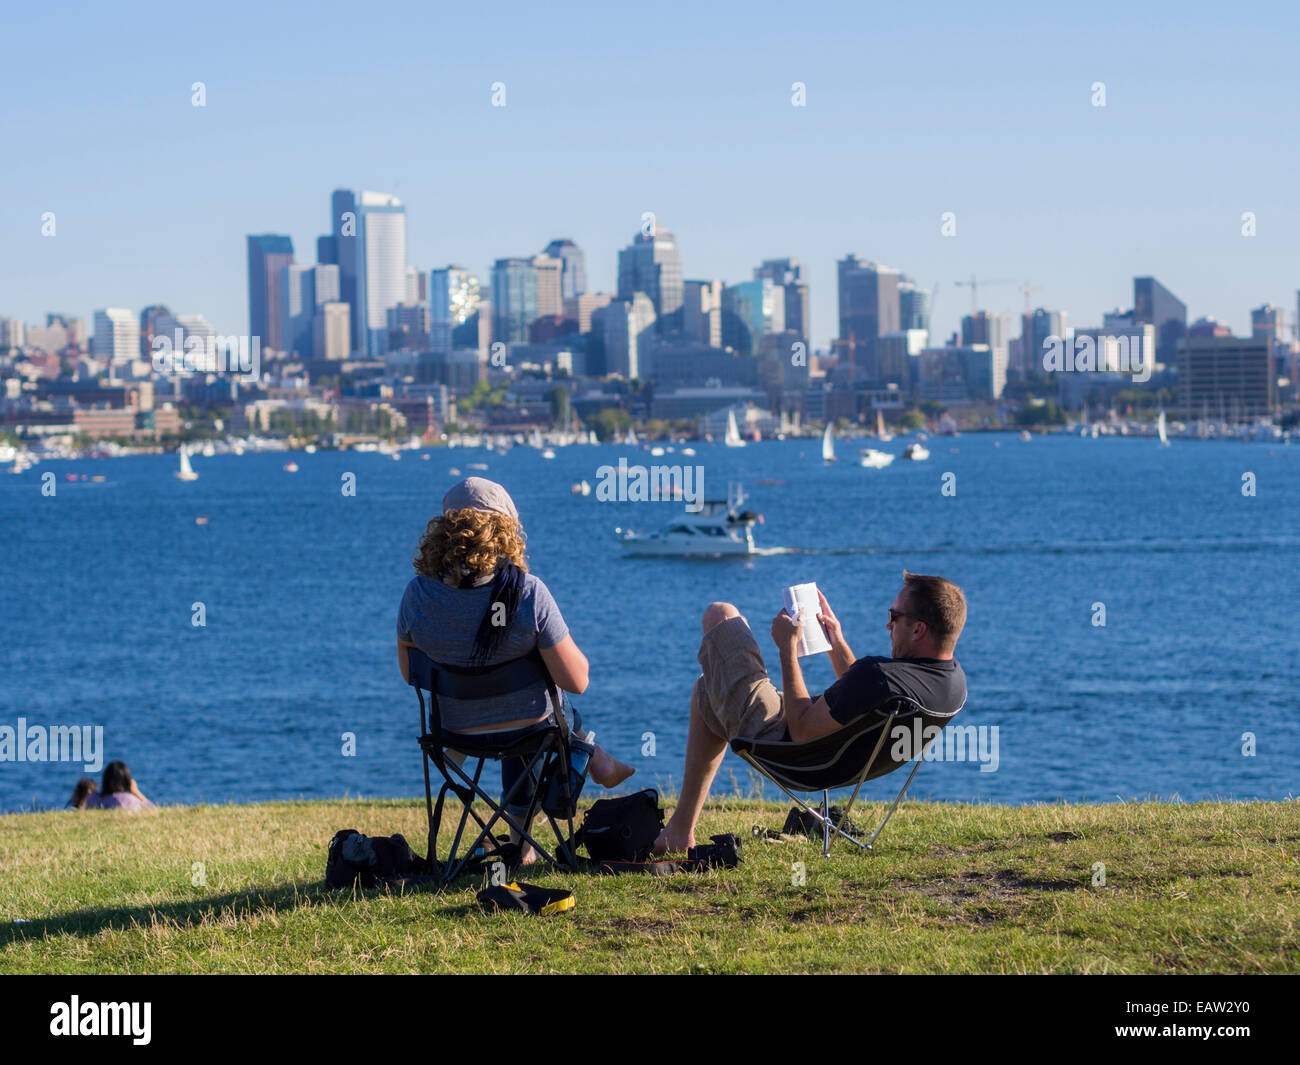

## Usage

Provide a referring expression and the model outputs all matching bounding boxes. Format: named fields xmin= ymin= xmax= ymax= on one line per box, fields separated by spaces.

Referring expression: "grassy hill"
xmin=1 ymin=797 xmax=1296 ymax=974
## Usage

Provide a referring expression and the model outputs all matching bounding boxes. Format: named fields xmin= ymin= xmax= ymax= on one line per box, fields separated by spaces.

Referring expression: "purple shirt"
xmin=85 ymin=792 xmax=152 ymax=810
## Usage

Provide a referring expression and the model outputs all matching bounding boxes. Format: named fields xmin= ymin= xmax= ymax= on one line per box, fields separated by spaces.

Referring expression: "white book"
xmin=782 ymin=582 xmax=832 ymax=658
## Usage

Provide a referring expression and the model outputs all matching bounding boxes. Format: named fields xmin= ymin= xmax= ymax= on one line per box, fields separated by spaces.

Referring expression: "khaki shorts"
xmin=693 ymin=614 xmax=787 ymax=743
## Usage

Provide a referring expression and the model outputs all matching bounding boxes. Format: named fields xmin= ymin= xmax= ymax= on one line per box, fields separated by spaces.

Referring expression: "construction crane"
xmin=953 ymin=275 xmax=1015 ymax=316
xmin=1019 ymin=282 xmax=1042 ymax=314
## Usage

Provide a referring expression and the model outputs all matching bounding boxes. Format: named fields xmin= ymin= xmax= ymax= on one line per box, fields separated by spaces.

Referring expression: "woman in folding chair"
xmin=397 ymin=477 xmax=634 ymax=866
xmin=652 ymin=571 xmax=968 ymax=856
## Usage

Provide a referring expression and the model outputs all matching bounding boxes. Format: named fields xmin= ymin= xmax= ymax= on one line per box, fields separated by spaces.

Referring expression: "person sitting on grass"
xmin=69 ymin=761 xmax=153 ymax=810
xmin=653 ymin=571 xmax=968 ymax=855
xmin=397 ymin=476 xmax=634 ymax=864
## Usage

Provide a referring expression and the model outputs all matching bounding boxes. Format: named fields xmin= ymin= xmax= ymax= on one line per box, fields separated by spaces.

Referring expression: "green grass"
xmin=1 ymin=797 xmax=1297 ymax=973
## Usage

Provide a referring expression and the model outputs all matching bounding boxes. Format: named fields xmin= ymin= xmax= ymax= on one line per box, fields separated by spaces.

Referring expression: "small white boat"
xmin=859 ymin=448 xmax=895 ymax=468
xmin=571 ymin=480 xmax=592 ymax=496
xmin=902 ymin=443 xmax=930 ymax=461
xmin=468 ymin=462 xmax=489 ymax=471
xmin=1157 ymin=410 xmax=1170 ymax=447
xmin=650 ymin=446 xmax=665 ymax=456
xmin=624 ymin=426 xmax=638 ymax=446
xmin=175 ymin=444 xmax=198 ymax=481
xmin=284 ymin=461 xmax=299 ymax=473
xmin=1020 ymin=430 xmax=1032 ymax=442
xmin=616 ymin=484 xmax=760 ymax=556
xmin=541 ymin=448 xmax=556 ymax=459
xmin=723 ymin=409 xmax=745 ymax=448
xmin=822 ymin=423 xmax=836 ymax=464
xmin=201 ymin=442 xmax=216 ymax=457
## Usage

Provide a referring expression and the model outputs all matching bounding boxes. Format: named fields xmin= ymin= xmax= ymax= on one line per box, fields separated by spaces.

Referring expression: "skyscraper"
xmin=564 ymin=291 xmax=614 ymax=335
xmin=1018 ymin=308 xmax=1070 ymax=376
xmin=1251 ymin=304 xmax=1284 ymax=342
xmin=1133 ymin=277 xmax=1186 ymax=365
xmin=325 ymin=189 xmax=360 ymax=353
xmin=532 ymin=254 xmax=563 ymax=319
xmin=754 ymin=258 xmax=809 ymax=341
xmin=247 ymin=234 xmax=294 ymax=351
xmin=491 ymin=258 xmax=538 ymax=345
xmin=617 ymin=229 xmax=683 ymax=332
xmin=722 ymin=279 xmax=780 ymax=354
xmin=682 ymin=280 xmax=723 ymax=348
xmin=93 ymin=308 xmax=140 ymax=364
xmin=898 ymin=279 xmax=931 ymax=335
xmin=282 ymin=265 xmax=317 ymax=357
xmin=353 ymin=191 xmax=408 ymax=357
xmin=595 ymin=294 xmax=656 ymax=378
xmin=836 ymin=255 xmax=900 ymax=378
xmin=430 ymin=267 xmax=481 ymax=354
xmin=139 ymin=305 xmax=172 ymax=359
xmin=961 ymin=311 xmax=1011 ymax=373
xmin=543 ymin=239 xmax=588 ymax=301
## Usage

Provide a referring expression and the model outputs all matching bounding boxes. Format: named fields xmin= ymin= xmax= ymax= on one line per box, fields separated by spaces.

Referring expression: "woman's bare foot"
xmin=589 ymin=746 xmax=635 ymax=789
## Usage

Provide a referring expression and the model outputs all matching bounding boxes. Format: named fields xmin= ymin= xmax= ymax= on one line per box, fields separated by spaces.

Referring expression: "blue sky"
xmin=4 ymin=0 xmax=1299 ymax=350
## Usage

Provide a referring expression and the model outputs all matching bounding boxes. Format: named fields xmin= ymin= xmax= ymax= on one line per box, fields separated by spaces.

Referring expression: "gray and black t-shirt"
xmin=822 ymin=656 xmax=966 ymax=725
xmin=397 ymin=571 xmax=570 ymax=730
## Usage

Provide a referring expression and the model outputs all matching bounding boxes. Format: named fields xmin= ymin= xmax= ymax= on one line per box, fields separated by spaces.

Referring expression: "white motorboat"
xmin=859 ymin=448 xmax=895 ymax=468
xmin=615 ymin=484 xmax=761 ymax=556
xmin=902 ymin=443 xmax=930 ymax=461
xmin=175 ymin=444 xmax=198 ymax=481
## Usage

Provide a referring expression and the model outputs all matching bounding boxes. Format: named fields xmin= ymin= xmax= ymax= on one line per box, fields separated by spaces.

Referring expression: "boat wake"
xmin=754 ymin=536 xmax=1300 ymax=557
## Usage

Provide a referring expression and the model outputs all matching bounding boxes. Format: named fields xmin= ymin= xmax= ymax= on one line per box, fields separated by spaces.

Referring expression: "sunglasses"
xmin=888 ymin=608 xmax=925 ymax=626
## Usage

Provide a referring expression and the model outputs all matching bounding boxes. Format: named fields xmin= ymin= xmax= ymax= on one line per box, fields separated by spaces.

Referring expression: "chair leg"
xmin=865 ymin=757 xmax=926 ymax=851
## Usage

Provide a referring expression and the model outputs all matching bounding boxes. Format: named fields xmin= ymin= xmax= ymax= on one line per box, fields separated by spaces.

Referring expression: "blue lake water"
xmin=1 ymin=433 xmax=1297 ymax=813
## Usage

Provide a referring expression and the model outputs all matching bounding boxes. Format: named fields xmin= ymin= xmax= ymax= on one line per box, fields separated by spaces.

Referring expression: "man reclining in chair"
xmin=653 ymin=570 xmax=967 ymax=855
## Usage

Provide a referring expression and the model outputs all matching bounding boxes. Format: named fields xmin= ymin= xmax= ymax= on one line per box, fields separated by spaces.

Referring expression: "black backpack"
xmin=326 ymin=829 xmax=426 ymax=888
xmin=576 ymin=789 xmax=664 ymax=862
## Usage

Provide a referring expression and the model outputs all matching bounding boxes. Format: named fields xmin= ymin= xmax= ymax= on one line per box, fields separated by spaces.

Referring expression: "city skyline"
xmin=5 ymin=3 xmax=1300 ymax=350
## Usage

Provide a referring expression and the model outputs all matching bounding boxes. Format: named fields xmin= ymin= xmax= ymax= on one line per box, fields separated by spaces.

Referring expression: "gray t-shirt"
xmin=397 ymin=571 xmax=570 ymax=730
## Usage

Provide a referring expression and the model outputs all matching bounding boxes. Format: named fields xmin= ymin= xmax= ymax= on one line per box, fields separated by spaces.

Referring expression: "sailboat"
xmin=875 ymin=410 xmax=893 ymax=442
xmin=822 ymin=423 xmax=836 ymax=464
xmin=175 ymin=444 xmax=198 ymax=481
xmin=723 ymin=409 xmax=745 ymax=448
xmin=624 ymin=425 xmax=638 ymax=446
xmin=1157 ymin=410 xmax=1170 ymax=447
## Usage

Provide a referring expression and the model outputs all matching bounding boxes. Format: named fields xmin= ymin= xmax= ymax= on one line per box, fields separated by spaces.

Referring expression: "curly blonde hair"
xmin=414 ymin=507 xmax=529 ymax=581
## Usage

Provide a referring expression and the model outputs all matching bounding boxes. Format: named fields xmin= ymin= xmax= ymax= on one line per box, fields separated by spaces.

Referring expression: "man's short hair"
xmin=901 ymin=570 xmax=966 ymax=654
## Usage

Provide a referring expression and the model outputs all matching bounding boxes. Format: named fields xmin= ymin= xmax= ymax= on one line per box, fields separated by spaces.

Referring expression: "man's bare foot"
xmin=651 ymin=826 xmax=696 ymax=856
xmin=589 ymin=747 xmax=635 ymax=789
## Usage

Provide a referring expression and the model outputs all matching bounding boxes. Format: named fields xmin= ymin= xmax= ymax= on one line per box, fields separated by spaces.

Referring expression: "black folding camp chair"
xmin=407 ymin=645 xmax=579 ymax=883
xmin=730 ymin=694 xmax=961 ymax=857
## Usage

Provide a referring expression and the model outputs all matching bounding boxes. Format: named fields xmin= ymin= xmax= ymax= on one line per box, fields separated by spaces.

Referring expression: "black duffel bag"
xmin=576 ymin=788 xmax=664 ymax=862
xmin=326 ymin=829 xmax=426 ymax=888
